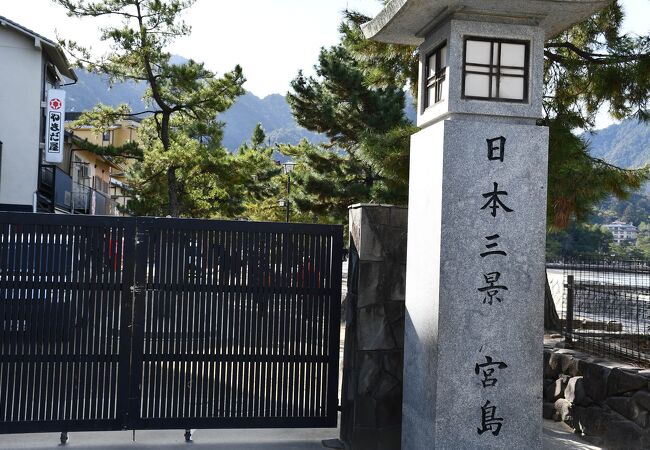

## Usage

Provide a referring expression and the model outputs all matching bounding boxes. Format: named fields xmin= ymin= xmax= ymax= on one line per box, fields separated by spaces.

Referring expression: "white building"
xmin=0 ymin=16 xmax=76 ymax=212
xmin=605 ymin=220 xmax=639 ymax=244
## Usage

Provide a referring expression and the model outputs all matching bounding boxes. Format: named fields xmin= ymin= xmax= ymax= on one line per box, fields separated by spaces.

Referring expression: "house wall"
xmin=0 ymin=27 xmax=43 ymax=209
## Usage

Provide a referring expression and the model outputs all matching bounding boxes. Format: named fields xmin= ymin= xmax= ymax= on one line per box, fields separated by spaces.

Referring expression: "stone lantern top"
xmin=362 ymin=0 xmax=612 ymax=44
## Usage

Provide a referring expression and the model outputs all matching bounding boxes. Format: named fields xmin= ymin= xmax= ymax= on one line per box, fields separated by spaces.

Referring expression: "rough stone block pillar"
xmin=340 ymin=204 xmax=408 ymax=450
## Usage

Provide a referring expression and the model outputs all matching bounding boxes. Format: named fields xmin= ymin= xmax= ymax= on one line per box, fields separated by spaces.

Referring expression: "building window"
xmin=424 ymin=42 xmax=447 ymax=109
xmin=462 ymin=38 xmax=529 ymax=102
xmin=102 ymin=131 xmax=111 ymax=143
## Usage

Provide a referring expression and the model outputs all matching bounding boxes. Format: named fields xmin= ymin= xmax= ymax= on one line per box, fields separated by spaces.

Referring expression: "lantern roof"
xmin=362 ymin=0 xmax=612 ymax=45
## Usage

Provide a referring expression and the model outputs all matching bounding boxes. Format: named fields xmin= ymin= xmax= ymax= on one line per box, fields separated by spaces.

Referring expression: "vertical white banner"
xmin=45 ymin=89 xmax=66 ymax=163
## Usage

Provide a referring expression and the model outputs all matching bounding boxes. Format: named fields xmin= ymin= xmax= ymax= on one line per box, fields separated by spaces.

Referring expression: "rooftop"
xmin=0 ymin=15 xmax=77 ymax=81
xmin=362 ymin=0 xmax=612 ymax=45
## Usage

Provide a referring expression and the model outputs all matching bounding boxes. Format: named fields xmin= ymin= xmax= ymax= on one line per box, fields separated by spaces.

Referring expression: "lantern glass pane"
xmin=465 ymin=40 xmax=491 ymax=65
xmin=501 ymin=68 xmax=525 ymax=76
xmin=466 ymin=65 xmax=490 ymax=73
xmin=500 ymin=43 xmax=526 ymax=67
xmin=499 ymin=76 xmax=525 ymax=100
xmin=464 ymin=73 xmax=490 ymax=98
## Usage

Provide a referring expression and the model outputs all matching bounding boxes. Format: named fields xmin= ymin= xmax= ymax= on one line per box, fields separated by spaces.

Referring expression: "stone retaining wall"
xmin=544 ymin=345 xmax=650 ymax=449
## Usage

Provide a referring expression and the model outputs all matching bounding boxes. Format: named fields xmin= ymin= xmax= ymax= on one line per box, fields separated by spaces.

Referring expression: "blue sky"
xmin=2 ymin=0 xmax=648 ymax=128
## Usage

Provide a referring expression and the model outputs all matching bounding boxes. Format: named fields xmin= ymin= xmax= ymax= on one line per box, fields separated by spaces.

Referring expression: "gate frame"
xmin=0 ymin=213 xmax=342 ymax=434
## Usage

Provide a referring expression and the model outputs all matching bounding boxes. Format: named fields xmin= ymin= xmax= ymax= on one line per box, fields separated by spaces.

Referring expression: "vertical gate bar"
xmin=35 ymin=224 xmax=48 ymax=422
xmin=153 ymin=226 xmax=164 ymax=420
xmin=327 ymin=228 xmax=342 ymax=424
xmin=153 ymin=227 xmax=164 ymax=420
xmin=157 ymin=226 xmax=167 ymax=421
xmin=124 ymin=219 xmax=143 ymax=430
xmin=50 ymin=225 xmax=63 ymax=422
xmin=109 ymin=225 xmax=122 ymax=421
xmin=255 ymin=230 xmax=265 ymax=418
xmin=160 ymin=226 xmax=172 ymax=421
xmin=295 ymin=231 xmax=305 ymax=418
xmin=171 ymin=226 xmax=180 ymax=419
xmin=190 ymin=228 xmax=200 ymax=419
xmin=308 ymin=233 xmax=317 ymax=418
xmin=187 ymin=229 xmax=196 ymax=420
xmin=166 ymin=226 xmax=176 ymax=420
xmin=86 ymin=225 xmax=99 ymax=420
xmin=0 ymin=223 xmax=7 ymax=425
xmin=48 ymin=224 xmax=61 ymax=423
xmin=4 ymin=222 xmax=14 ymax=424
xmin=233 ymin=227 xmax=242 ymax=418
xmin=314 ymin=232 xmax=323 ymax=418
xmin=202 ymin=228 xmax=212 ymax=419
xmin=258 ymin=229 xmax=266 ymax=419
xmin=284 ymin=229 xmax=292 ymax=419
xmin=317 ymin=232 xmax=326 ymax=418
xmin=24 ymin=224 xmax=38 ymax=422
xmin=14 ymin=224 xmax=26 ymax=423
xmin=260 ymin=233 xmax=270 ymax=416
xmin=172 ymin=226 xmax=183 ymax=420
xmin=99 ymin=226 xmax=112 ymax=422
xmin=206 ymin=228 xmax=216 ymax=419
xmin=253 ymin=230 xmax=262 ymax=418
xmin=267 ymin=230 xmax=277 ymax=418
xmin=251 ymin=231 xmax=261 ymax=418
xmin=171 ymin=225 xmax=181 ymax=420
xmin=195 ymin=229 xmax=204 ymax=419
xmin=241 ymin=227 xmax=252 ymax=418
xmin=141 ymin=228 xmax=152 ymax=422
xmin=178 ymin=229 xmax=189 ymax=420
xmin=174 ymin=230 xmax=187 ymax=417
xmin=274 ymin=230 xmax=283 ymax=418
xmin=223 ymin=229 xmax=234 ymax=418
xmin=295 ymin=231 xmax=304 ymax=419
xmin=216 ymin=228 xmax=226 ymax=419
xmin=286 ymin=230 xmax=296 ymax=418
xmin=13 ymin=224 xmax=25 ymax=423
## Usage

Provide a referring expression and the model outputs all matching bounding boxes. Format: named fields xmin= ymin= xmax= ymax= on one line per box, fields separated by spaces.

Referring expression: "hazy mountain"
xmin=65 ymin=70 xmax=147 ymax=113
xmin=218 ymin=92 xmax=327 ymax=149
xmin=586 ymin=119 xmax=650 ymax=169
xmin=63 ymin=66 xmax=326 ymax=150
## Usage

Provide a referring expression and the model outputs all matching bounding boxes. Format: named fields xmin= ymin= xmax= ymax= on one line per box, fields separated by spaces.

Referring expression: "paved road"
xmin=0 ymin=420 xmax=600 ymax=449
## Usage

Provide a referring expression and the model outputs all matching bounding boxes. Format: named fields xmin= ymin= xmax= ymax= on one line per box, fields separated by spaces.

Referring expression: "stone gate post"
xmin=362 ymin=2 xmax=611 ymax=449
xmin=341 ymin=204 xmax=408 ymax=450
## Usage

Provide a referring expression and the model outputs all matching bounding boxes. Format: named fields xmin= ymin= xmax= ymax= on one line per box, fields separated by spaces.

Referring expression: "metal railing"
xmin=39 ymin=165 xmax=118 ymax=215
xmin=552 ymin=259 xmax=650 ymax=367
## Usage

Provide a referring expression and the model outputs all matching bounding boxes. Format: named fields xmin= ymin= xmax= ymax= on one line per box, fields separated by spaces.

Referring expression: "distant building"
xmin=605 ymin=220 xmax=639 ymax=245
xmin=0 ymin=15 xmax=77 ymax=212
xmin=63 ymin=113 xmax=141 ymax=216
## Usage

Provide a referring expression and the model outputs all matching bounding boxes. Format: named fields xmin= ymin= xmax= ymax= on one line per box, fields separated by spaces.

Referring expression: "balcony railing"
xmin=39 ymin=165 xmax=73 ymax=211
xmin=39 ymin=165 xmax=118 ymax=216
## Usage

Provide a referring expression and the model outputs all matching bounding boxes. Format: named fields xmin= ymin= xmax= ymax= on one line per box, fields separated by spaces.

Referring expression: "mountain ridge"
xmin=64 ymin=66 xmax=649 ymax=170
xmin=63 ymin=68 xmax=327 ymax=150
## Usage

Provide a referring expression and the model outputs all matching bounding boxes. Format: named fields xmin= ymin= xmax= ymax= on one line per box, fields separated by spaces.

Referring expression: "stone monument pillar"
xmin=362 ymin=1 xmax=610 ymax=449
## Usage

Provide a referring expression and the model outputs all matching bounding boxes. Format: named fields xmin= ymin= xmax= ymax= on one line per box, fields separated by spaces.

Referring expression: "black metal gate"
xmin=0 ymin=213 xmax=342 ymax=434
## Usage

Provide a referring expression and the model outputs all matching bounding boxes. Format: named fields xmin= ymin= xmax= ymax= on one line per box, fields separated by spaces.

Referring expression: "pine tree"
xmin=286 ymin=43 xmax=415 ymax=222
xmin=289 ymin=1 xmax=650 ymax=330
xmin=55 ymin=0 xmax=245 ymax=216
xmin=251 ymin=123 xmax=266 ymax=149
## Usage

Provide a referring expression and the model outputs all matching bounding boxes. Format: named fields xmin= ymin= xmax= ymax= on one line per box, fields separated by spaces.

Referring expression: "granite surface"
xmin=402 ymin=118 xmax=548 ymax=449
